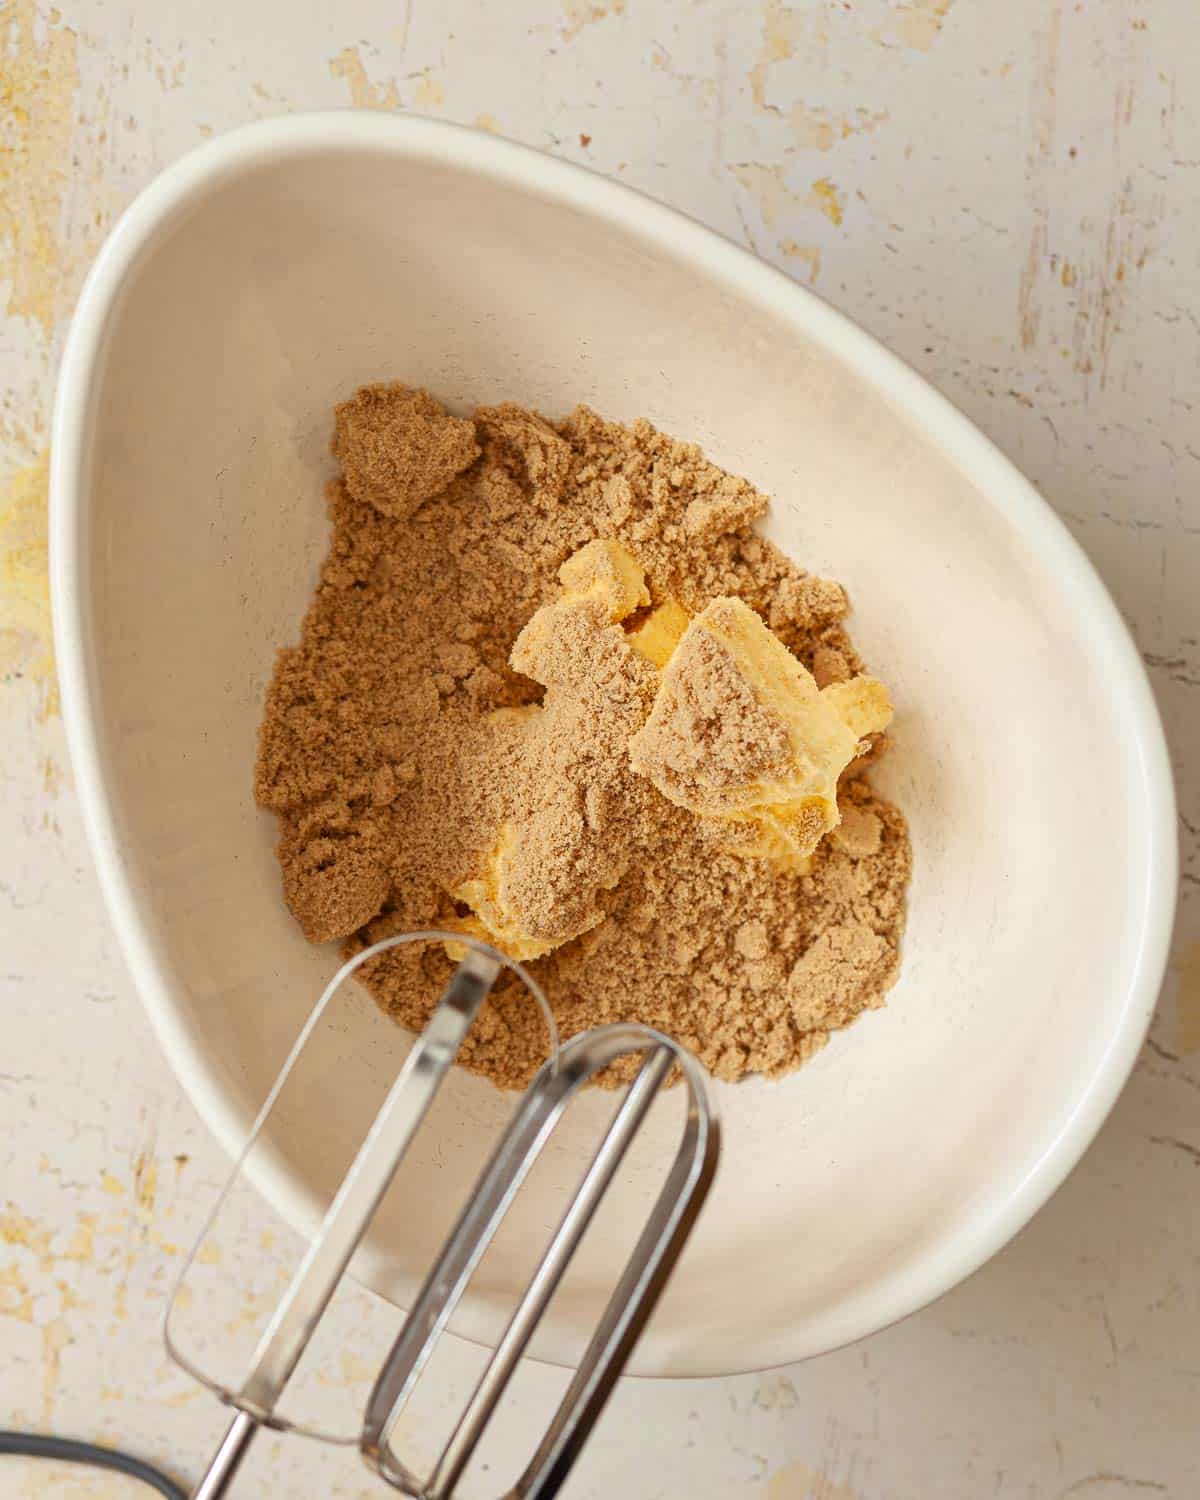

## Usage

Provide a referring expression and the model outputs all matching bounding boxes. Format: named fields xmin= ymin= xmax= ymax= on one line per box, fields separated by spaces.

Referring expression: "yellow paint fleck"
xmin=1 ymin=1206 xmax=53 ymax=1266
xmin=892 ymin=0 xmax=958 ymax=52
xmin=809 ymin=177 xmax=844 ymax=226
xmin=0 ymin=0 xmax=80 ymax=334
xmin=163 ymin=1384 xmax=204 ymax=1407
xmin=763 ymin=0 xmax=802 ymax=61
xmin=1176 ymin=941 xmax=1200 ymax=1055
xmin=328 ymin=46 xmax=400 ymax=110
xmin=0 ymin=450 xmax=58 ymax=717
xmin=41 ymin=752 xmax=61 ymax=796
xmin=748 ymin=0 xmax=804 ymax=108
xmin=755 ymin=1373 xmax=800 ymax=1409
xmin=561 ymin=0 xmax=625 ymax=43
xmin=101 ymin=1170 xmax=125 ymax=1196
xmin=414 ymin=70 xmax=444 ymax=108
xmin=195 ymin=1238 xmax=223 ymax=1266
xmin=225 ymin=1285 xmax=277 ymax=1335
xmin=841 ymin=109 xmax=889 ymax=142
xmin=55 ymin=1278 xmax=84 ymax=1313
xmin=1061 ymin=260 xmax=1076 ymax=287
xmin=0 ymin=1262 xmax=34 ymax=1321
xmin=768 ymin=1460 xmax=861 ymax=1500
xmin=1017 ymin=4 xmax=1062 ymax=353
xmin=790 ymin=103 xmax=837 ymax=152
xmin=63 ymin=1212 xmax=97 ymax=1262
xmin=780 ymin=241 xmax=821 ymax=283
xmin=788 ymin=102 xmax=889 ymax=152
xmin=473 ymin=113 xmax=502 ymax=134
xmin=747 ymin=5 xmax=888 ymax=154
xmin=260 ymin=1227 xmax=276 ymax=1251
xmin=41 ymin=1316 xmax=71 ymax=1423
xmin=341 ymin=1350 xmax=375 ymax=1383
xmin=154 ymin=58 xmax=185 ymax=91
xmin=134 ymin=1151 xmax=158 ymax=1221
xmin=731 ymin=162 xmax=799 ymax=228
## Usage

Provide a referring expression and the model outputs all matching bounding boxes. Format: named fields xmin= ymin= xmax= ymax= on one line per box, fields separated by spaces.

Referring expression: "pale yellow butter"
xmin=557 ymin=538 xmax=650 ymax=621
xmin=449 ymin=824 xmax=559 ymax=962
xmin=626 ymin=597 xmax=690 ymax=668
xmin=630 ymin=596 xmax=892 ymax=869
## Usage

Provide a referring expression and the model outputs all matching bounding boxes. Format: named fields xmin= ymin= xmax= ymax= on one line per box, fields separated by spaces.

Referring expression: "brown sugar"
xmin=255 ymin=386 xmax=911 ymax=1088
xmin=333 ymin=382 xmax=479 ymax=518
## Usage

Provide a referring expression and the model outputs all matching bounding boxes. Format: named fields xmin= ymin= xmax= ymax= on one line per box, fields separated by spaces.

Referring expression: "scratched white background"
xmin=2 ymin=1 xmax=1198 ymax=1496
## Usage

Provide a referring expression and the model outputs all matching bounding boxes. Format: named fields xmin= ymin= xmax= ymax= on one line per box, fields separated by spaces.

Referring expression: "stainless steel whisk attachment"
xmin=168 ymin=931 xmax=719 ymax=1499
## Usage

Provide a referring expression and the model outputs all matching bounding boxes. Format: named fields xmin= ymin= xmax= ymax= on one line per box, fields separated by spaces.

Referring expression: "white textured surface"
xmin=1 ymin=2 xmax=1196 ymax=1497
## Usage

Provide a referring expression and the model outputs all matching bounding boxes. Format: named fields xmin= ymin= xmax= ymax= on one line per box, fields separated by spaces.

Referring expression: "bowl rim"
xmin=50 ymin=109 xmax=1178 ymax=1379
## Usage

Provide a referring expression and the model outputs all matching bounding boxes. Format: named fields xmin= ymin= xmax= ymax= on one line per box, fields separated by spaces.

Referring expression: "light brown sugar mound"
xmin=255 ymin=382 xmax=911 ymax=1088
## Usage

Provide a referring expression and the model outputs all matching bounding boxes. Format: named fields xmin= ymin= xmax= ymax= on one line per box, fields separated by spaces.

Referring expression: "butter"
xmin=714 ymin=801 xmax=820 ymax=876
xmin=451 ymin=826 xmax=543 ymax=960
xmin=452 ymin=546 xmax=879 ymax=953
xmin=513 ymin=539 xmax=651 ymax=683
xmin=449 ymin=823 xmax=562 ymax=962
xmin=557 ymin=538 xmax=650 ymax=621
xmin=629 ymin=596 xmax=892 ymax=869
xmin=626 ymin=598 xmax=690 ymax=668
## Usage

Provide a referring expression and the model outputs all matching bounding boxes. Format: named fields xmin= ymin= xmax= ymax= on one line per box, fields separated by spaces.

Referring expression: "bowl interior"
xmin=64 ymin=125 xmax=1164 ymax=1376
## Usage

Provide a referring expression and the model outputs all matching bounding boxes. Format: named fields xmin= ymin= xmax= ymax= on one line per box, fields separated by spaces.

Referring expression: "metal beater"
xmin=166 ymin=931 xmax=719 ymax=1499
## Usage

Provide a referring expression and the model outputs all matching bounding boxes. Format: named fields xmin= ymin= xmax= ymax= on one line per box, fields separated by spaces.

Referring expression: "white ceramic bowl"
xmin=52 ymin=114 xmax=1176 ymax=1378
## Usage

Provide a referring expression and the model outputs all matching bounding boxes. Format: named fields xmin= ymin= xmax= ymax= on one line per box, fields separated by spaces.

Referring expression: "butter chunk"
xmin=558 ymin=539 xmax=650 ymax=622
xmin=714 ymin=802 xmax=818 ymax=876
xmin=449 ymin=825 xmax=559 ymax=962
xmin=448 ymin=816 xmax=613 ymax=963
xmin=626 ymin=598 xmax=690 ymax=668
xmin=821 ymin=676 xmax=893 ymax=741
xmin=629 ymin=596 xmax=892 ymax=868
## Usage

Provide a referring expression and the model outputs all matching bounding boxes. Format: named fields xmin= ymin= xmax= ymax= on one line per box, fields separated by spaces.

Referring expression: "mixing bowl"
xmin=51 ymin=113 xmax=1176 ymax=1377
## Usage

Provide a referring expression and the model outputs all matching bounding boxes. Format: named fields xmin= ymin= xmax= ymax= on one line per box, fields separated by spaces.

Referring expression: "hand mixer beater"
xmin=165 ymin=931 xmax=719 ymax=1498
